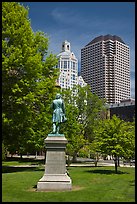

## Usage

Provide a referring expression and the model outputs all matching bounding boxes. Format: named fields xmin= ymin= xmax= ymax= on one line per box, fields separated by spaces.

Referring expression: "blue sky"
xmin=21 ymin=2 xmax=135 ymax=98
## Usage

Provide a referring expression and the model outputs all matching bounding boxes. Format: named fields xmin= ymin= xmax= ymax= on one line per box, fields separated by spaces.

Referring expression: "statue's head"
xmin=56 ymin=93 xmax=61 ymax=99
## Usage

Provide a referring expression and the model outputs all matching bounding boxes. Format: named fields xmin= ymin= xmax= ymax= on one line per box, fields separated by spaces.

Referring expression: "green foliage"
xmin=2 ymin=143 xmax=7 ymax=161
xmin=60 ymin=85 xmax=105 ymax=160
xmin=94 ymin=115 xmax=135 ymax=159
xmin=2 ymin=2 xmax=59 ymax=154
xmin=78 ymin=145 xmax=91 ymax=158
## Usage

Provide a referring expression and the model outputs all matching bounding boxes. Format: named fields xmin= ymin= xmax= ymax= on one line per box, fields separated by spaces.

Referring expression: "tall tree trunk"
xmin=114 ymin=156 xmax=118 ymax=174
xmin=66 ymin=155 xmax=71 ymax=167
xmin=72 ymin=152 xmax=77 ymax=163
xmin=44 ymin=151 xmax=46 ymax=162
xmin=35 ymin=151 xmax=37 ymax=159
xmin=20 ymin=153 xmax=22 ymax=159
xmin=117 ymin=156 xmax=120 ymax=167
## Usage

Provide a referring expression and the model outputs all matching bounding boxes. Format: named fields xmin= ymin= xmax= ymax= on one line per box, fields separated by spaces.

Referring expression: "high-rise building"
xmin=57 ymin=40 xmax=78 ymax=90
xmin=77 ymin=75 xmax=87 ymax=87
xmin=81 ymin=34 xmax=131 ymax=104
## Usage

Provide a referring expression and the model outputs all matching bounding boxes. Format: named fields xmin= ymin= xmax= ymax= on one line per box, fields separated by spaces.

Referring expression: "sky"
xmin=21 ymin=2 xmax=135 ymax=99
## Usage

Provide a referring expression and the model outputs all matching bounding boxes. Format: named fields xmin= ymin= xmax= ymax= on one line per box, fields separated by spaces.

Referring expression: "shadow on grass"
xmin=33 ymin=184 xmax=37 ymax=188
xmin=129 ymin=180 xmax=135 ymax=186
xmin=5 ymin=157 xmax=45 ymax=165
xmin=85 ymin=169 xmax=129 ymax=175
xmin=2 ymin=166 xmax=44 ymax=174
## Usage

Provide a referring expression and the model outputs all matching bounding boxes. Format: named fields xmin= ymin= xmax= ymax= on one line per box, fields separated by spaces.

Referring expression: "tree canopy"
xmin=94 ymin=115 xmax=135 ymax=173
xmin=60 ymin=85 xmax=106 ymax=162
xmin=2 ymin=2 xmax=59 ymax=155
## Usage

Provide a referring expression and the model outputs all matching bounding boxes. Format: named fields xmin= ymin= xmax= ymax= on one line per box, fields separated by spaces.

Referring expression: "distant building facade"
xmin=56 ymin=40 xmax=78 ymax=90
xmin=81 ymin=34 xmax=131 ymax=104
xmin=77 ymin=75 xmax=87 ymax=87
xmin=108 ymin=98 xmax=135 ymax=122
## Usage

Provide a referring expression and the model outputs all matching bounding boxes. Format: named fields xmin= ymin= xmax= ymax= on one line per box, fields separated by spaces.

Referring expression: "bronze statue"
xmin=51 ymin=93 xmax=67 ymax=134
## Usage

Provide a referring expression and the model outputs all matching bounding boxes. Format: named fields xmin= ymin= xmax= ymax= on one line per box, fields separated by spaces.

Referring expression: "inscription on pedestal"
xmin=45 ymin=150 xmax=66 ymax=174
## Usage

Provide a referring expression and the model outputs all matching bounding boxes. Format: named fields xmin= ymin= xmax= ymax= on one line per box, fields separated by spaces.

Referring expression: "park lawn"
xmin=2 ymin=157 xmax=45 ymax=166
xmin=2 ymin=165 xmax=135 ymax=202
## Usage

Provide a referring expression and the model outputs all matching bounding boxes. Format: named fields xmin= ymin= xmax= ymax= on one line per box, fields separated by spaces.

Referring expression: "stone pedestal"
xmin=37 ymin=134 xmax=72 ymax=191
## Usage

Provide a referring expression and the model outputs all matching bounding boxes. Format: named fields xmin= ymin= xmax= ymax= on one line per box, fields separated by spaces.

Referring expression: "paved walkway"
xmin=70 ymin=163 xmax=134 ymax=168
xmin=6 ymin=155 xmax=134 ymax=168
xmin=6 ymin=163 xmax=134 ymax=168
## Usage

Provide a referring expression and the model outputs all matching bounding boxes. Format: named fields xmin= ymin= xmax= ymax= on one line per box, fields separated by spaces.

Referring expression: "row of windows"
xmin=115 ymin=77 xmax=130 ymax=81
xmin=82 ymin=43 xmax=102 ymax=50
xmin=116 ymin=52 xmax=129 ymax=56
xmin=60 ymin=69 xmax=77 ymax=73
xmin=115 ymin=85 xmax=130 ymax=89
xmin=115 ymin=87 xmax=130 ymax=91
xmin=60 ymin=75 xmax=77 ymax=80
xmin=115 ymin=95 xmax=130 ymax=100
xmin=83 ymin=68 xmax=105 ymax=73
xmin=115 ymin=71 xmax=130 ymax=75
xmin=115 ymin=62 xmax=130 ymax=66
xmin=82 ymin=62 xmax=104 ymax=67
xmin=91 ymin=79 xmax=105 ymax=83
xmin=60 ymin=80 xmax=78 ymax=84
xmin=115 ymin=91 xmax=130 ymax=95
xmin=81 ymin=56 xmax=104 ymax=61
xmin=116 ymin=56 xmax=130 ymax=61
xmin=82 ymin=65 xmax=129 ymax=73
xmin=60 ymin=82 xmax=77 ymax=88
xmin=85 ymin=78 xmax=129 ymax=87
xmin=82 ymin=59 xmax=116 ymax=64
xmin=116 ymin=49 xmax=129 ymax=54
xmin=115 ymin=62 xmax=130 ymax=67
xmin=115 ymin=78 xmax=130 ymax=82
xmin=58 ymin=60 xmax=78 ymax=69
xmin=115 ymin=68 xmax=130 ymax=73
xmin=81 ymin=51 xmax=102 ymax=56
xmin=116 ymin=45 xmax=129 ymax=49
xmin=83 ymin=80 xmax=130 ymax=91
xmin=82 ymin=57 xmax=104 ymax=61
xmin=82 ymin=53 xmax=129 ymax=60
xmin=116 ymin=53 xmax=129 ymax=58
xmin=115 ymin=78 xmax=130 ymax=83
xmin=81 ymin=64 xmax=104 ymax=68
xmin=82 ymin=46 xmax=129 ymax=54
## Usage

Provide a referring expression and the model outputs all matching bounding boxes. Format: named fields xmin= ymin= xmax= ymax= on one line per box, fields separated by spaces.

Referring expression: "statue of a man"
xmin=51 ymin=93 xmax=67 ymax=134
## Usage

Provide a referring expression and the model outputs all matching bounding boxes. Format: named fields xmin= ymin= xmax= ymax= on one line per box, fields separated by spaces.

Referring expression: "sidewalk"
xmin=5 ymin=161 xmax=134 ymax=168
xmin=6 ymin=163 xmax=134 ymax=168
xmin=69 ymin=161 xmax=135 ymax=168
xmin=6 ymin=155 xmax=135 ymax=168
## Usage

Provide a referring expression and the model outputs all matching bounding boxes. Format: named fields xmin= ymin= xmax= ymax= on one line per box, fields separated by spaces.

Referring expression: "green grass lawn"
xmin=2 ymin=161 xmax=135 ymax=202
xmin=2 ymin=157 xmax=45 ymax=166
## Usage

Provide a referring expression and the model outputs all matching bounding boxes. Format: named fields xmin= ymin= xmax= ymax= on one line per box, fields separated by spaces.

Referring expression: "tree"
xmin=2 ymin=143 xmax=7 ymax=161
xmin=2 ymin=2 xmax=59 ymax=156
xmin=94 ymin=115 xmax=135 ymax=173
xmin=60 ymin=85 xmax=105 ymax=163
